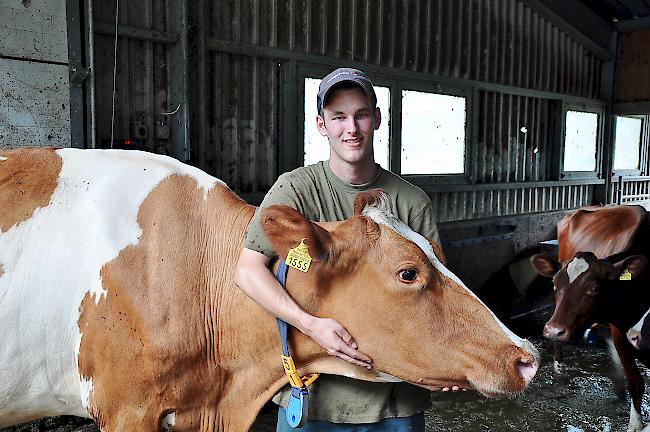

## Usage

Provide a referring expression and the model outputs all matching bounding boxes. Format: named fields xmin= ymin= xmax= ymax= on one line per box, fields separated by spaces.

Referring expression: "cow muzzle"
xmin=627 ymin=328 xmax=642 ymax=349
xmin=543 ymin=322 xmax=571 ymax=342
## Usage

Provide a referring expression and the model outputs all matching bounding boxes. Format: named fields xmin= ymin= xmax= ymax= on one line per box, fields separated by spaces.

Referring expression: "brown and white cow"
xmin=0 ymin=148 xmax=539 ymax=431
xmin=533 ymin=250 xmax=650 ymax=432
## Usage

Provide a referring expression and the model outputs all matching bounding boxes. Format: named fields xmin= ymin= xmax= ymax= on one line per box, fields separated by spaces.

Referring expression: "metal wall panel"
xmin=92 ymin=0 xmax=608 ymax=219
xmin=430 ymin=184 xmax=593 ymax=222
xmin=205 ymin=52 xmax=277 ymax=194
xmin=210 ymin=0 xmax=601 ymax=98
xmin=93 ymin=0 xmax=173 ymax=153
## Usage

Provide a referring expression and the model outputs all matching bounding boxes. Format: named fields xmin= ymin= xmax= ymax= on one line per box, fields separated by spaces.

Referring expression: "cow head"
xmin=532 ymin=252 xmax=646 ymax=342
xmin=261 ymin=190 xmax=539 ymax=397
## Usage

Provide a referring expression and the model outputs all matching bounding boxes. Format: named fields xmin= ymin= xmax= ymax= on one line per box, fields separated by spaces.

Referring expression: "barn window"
xmin=303 ymin=77 xmax=390 ymax=169
xmin=562 ymin=109 xmax=600 ymax=173
xmin=613 ymin=116 xmax=643 ymax=173
xmin=400 ymin=90 xmax=467 ymax=175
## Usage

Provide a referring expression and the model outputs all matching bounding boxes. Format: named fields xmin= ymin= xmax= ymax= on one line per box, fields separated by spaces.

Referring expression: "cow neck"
xmin=599 ymin=276 xmax=650 ymax=331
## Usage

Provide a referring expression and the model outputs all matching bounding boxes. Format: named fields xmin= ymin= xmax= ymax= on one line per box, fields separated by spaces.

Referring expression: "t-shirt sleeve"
xmin=243 ymin=174 xmax=304 ymax=258
xmin=408 ymin=197 xmax=441 ymax=246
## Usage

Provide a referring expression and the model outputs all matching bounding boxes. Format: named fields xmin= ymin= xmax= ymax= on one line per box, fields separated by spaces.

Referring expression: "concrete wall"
xmin=0 ymin=0 xmax=71 ymax=149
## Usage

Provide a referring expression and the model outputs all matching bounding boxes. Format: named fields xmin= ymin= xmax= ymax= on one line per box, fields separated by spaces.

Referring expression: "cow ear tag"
xmin=620 ymin=269 xmax=632 ymax=281
xmin=286 ymin=239 xmax=312 ymax=273
xmin=286 ymin=387 xmax=309 ymax=428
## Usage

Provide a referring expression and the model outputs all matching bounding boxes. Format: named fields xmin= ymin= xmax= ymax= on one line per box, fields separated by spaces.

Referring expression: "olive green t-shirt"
xmin=243 ymin=160 xmax=439 ymax=423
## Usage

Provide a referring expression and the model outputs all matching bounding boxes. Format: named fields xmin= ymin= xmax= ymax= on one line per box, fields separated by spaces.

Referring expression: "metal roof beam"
xmin=615 ymin=15 xmax=650 ymax=31
xmin=520 ymin=0 xmax=613 ymax=59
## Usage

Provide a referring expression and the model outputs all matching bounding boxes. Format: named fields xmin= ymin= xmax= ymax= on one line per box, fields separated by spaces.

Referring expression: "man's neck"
xmin=328 ymin=159 xmax=378 ymax=185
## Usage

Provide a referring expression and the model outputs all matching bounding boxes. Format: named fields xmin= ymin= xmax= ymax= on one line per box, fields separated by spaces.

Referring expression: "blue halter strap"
xmin=273 ymin=259 xmax=319 ymax=428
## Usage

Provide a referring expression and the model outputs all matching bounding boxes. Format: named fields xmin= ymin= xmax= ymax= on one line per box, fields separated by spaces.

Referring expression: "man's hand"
xmin=302 ymin=316 xmax=373 ymax=369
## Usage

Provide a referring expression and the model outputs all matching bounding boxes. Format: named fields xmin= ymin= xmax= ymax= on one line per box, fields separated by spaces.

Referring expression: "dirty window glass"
xmin=400 ymin=90 xmax=466 ymax=174
xmin=614 ymin=116 xmax=642 ymax=171
xmin=303 ymin=78 xmax=390 ymax=169
xmin=563 ymin=110 xmax=598 ymax=172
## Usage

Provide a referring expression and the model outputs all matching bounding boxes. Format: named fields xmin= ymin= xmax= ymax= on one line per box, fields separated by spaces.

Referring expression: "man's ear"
xmin=316 ymin=114 xmax=327 ymax=137
xmin=613 ymin=255 xmax=647 ymax=279
xmin=261 ymin=205 xmax=332 ymax=262
xmin=374 ymin=107 xmax=381 ymax=130
xmin=530 ymin=254 xmax=560 ymax=278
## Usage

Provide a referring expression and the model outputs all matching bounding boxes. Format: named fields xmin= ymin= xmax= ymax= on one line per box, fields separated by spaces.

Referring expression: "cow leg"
xmin=553 ymin=342 xmax=568 ymax=383
xmin=604 ymin=327 xmax=627 ymax=400
xmin=610 ymin=325 xmax=646 ymax=432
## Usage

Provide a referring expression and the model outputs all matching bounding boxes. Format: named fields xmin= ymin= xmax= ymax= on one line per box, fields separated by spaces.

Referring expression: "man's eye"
xmin=399 ymin=269 xmax=418 ymax=282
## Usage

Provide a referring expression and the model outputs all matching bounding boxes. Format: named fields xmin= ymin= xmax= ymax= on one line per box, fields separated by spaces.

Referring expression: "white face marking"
xmin=374 ymin=371 xmax=403 ymax=383
xmin=362 ymin=193 xmax=527 ymax=349
xmin=0 ymin=156 xmax=7 ymax=161
xmin=0 ymin=149 xmax=223 ymax=422
xmin=566 ymin=258 xmax=589 ymax=284
xmin=161 ymin=412 xmax=176 ymax=430
xmin=631 ymin=307 xmax=650 ymax=334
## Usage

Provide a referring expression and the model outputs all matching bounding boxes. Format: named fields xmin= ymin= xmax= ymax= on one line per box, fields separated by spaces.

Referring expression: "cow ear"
xmin=530 ymin=254 xmax=560 ymax=278
xmin=353 ymin=188 xmax=388 ymax=215
xmin=429 ymin=239 xmax=447 ymax=266
xmin=261 ymin=205 xmax=332 ymax=263
xmin=613 ymin=255 xmax=647 ymax=280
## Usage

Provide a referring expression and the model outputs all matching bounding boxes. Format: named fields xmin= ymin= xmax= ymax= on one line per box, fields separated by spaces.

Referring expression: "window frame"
xmin=297 ymin=65 xmax=473 ymax=185
xmin=612 ymin=114 xmax=645 ymax=177
xmin=558 ymin=102 xmax=605 ymax=181
xmin=395 ymin=79 xmax=473 ymax=185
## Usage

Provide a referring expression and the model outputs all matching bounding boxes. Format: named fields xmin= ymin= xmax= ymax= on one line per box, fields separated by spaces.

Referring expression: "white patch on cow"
xmin=567 ymin=257 xmax=589 ymax=284
xmin=0 ymin=156 xmax=7 ymax=161
xmin=0 ymin=149 xmax=224 ymax=423
xmin=631 ymin=308 xmax=650 ymax=334
xmin=79 ymin=378 xmax=93 ymax=410
xmin=374 ymin=371 xmax=403 ymax=382
xmin=161 ymin=411 xmax=176 ymax=431
xmin=361 ymin=193 xmax=526 ymax=349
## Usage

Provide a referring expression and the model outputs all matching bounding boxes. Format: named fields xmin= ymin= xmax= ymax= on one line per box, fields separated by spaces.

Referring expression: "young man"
xmin=234 ymin=68 xmax=439 ymax=431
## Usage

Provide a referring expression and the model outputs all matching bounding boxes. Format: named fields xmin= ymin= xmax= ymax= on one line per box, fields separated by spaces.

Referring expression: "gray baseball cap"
xmin=317 ymin=68 xmax=377 ymax=114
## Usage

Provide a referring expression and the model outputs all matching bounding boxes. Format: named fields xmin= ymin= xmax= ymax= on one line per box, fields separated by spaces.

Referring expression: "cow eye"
xmin=399 ymin=269 xmax=418 ymax=282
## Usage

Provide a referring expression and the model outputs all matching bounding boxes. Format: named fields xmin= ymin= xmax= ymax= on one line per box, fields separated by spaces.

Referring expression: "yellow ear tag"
xmin=286 ymin=239 xmax=312 ymax=273
xmin=620 ymin=269 xmax=632 ymax=281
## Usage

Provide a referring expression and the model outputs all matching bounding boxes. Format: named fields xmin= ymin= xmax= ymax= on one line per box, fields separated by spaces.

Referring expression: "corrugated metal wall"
xmin=94 ymin=0 xmax=173 ymax=152
xmin=94 ymin=0 xmax=607 ymax=221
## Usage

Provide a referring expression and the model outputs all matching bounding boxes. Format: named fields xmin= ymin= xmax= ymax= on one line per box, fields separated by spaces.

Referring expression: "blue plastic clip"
xmin=286 ymin=386 xmax=309 ymax=428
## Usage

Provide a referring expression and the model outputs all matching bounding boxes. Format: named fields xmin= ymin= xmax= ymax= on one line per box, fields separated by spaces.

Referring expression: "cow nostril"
xmin=516 ymin=359 xmax=538 ymax=385
xmin=557 ymin=329 xmax=566 ymax=337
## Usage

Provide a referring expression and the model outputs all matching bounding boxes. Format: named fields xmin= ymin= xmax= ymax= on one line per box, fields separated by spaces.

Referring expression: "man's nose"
xmin=344 ymin=117 xmax=358 ymax=133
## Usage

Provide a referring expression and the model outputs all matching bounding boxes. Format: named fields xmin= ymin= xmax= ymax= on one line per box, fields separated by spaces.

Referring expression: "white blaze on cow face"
xmin=630 ymin=307 xmax=650 ymax=335
xmin=361 ymin=194 xmax=526 ymax=349
xmin=566 ymin=257 xmax=589 ymax=284
xmin=0 ymin=156 xmax=7 ymax=161
xmin=0 ymin=149 xmax=221 ymax=421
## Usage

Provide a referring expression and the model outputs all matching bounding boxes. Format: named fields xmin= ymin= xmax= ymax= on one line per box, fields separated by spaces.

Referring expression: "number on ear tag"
xmin=286 ymin=239 xmax=312 ymax=273
xmin=620 ymin=269 xmax=632 ymax=281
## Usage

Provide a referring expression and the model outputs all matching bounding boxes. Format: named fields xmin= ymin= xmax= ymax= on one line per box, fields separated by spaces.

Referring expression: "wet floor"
xmin=3 ymin=338 xmax=649 ymax=432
